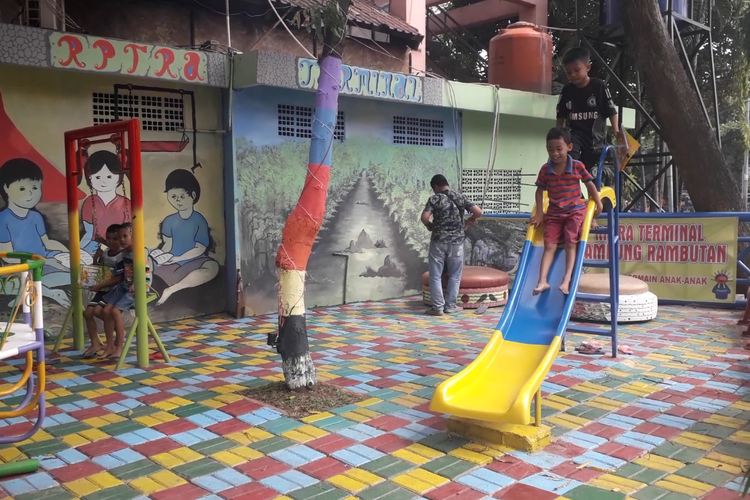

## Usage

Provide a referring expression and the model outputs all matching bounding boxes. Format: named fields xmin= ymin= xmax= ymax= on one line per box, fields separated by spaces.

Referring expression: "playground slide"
xmin=430 ymin=187 xmax=616 ymax=425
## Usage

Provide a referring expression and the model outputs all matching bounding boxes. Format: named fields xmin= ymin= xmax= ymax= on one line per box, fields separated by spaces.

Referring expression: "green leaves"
xmin=292 ymin=0 xmax=350 ymax=46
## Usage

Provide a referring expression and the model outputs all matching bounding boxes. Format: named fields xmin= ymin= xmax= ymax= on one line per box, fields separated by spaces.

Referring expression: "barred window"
xmin=277 ymin=104 xmax=345 ymax=141
xmin=461 ymin=169 xmax=522 ymax=214
xmin=92 ymin=92 xmax=184 ymax=132
xmin=393 ymin=116 xmax=444 ymax=147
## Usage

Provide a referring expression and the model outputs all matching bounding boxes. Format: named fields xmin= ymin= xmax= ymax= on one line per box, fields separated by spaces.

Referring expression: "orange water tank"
xmin=488 ymin=22 xmax=552 ymax=94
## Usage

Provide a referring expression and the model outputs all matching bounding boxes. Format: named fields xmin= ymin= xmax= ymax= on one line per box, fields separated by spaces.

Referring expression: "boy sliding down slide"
xmin=530 ymin=127 xmax=603 ymax=296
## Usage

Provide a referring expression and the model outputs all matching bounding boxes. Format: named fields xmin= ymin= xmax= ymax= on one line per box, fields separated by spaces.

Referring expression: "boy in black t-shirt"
xmin=556 ymin=47 xmax=624 ymax=181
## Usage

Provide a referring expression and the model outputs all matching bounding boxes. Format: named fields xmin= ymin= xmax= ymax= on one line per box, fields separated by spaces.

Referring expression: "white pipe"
xmin=226 ymin=0 xmax=232 ymax=48
xmin=228 ymin=54 xmax=234 ymax=131
xmin=744 ymin=98 xmax=750 ymax=210
xmin=664 ymin=144 xmax=675 ymax=212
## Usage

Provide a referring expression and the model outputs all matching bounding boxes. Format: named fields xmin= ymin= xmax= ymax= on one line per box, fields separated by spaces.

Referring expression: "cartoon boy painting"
xmin=150 ymin=169 xmax=218 ymax=305
xmin=0 ymin=158 xmax=77 ymax=307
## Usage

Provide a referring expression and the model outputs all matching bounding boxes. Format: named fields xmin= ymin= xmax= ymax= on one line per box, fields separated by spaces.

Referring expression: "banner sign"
xmin=585 ymin=217 xmax=738 ymax=303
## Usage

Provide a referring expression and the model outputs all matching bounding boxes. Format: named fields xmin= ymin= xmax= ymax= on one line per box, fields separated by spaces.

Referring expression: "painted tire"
xmin=422 ymin=285 xmax=509 ymax=309
xmin=572 ymin=291 xmax=658 ymax=323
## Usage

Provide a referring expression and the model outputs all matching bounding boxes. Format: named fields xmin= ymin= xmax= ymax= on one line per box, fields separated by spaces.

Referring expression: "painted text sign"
xmin=297 ymin=58 xmax=422 ymax=103
xmin=49 ymin=33 xmax=208 ymax=83
xmin=585 ymin=217 xmax=738 ymax=303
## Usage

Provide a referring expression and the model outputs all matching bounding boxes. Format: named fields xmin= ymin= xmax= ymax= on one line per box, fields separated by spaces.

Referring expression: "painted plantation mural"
xmin=465 ymin=220 xmax=526 ymax=274
xmin=234 ymin=87 xmax=459 ymax=315
xmin=0 ymin=83 xmax=225 ymax=328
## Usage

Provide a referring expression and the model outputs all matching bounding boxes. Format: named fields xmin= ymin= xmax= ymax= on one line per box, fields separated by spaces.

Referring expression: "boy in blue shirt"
xmin=0 ymin=158 xmax=75 ymax=307
xmin=100 ymin=223 xmax=136 ymax=360
xmin=150 ymin=169 xmax=218 ymax=305
xmin=83 ymin=224 xmax=122 ymax=359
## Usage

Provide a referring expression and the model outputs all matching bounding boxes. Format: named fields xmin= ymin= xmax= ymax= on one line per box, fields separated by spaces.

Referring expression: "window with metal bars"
xmin=393 ymin=116 xmax=444 ymax=147
xmin=91 ymin=92 xmax=185 ymax=132
xmin=461 ymin=169 xmax=522 ymax=214
xmin=277 ymin=105 xmax=345 ymax=141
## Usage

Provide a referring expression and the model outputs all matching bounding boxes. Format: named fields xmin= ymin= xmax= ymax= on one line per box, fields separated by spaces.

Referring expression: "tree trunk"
xmin=620 ymin=1 xmax=744 ymax=214
xmin=271 ymin=1 xmax=350 ymax=391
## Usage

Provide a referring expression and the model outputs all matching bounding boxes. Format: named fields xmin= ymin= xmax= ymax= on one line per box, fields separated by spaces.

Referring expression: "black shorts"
xmin=88 ymin=291 xmax=107 ymax=308
xmin=573 ymin=147 xmax=613 ymax=187
xmin=571 ymin=148 xmax=600 ymax=174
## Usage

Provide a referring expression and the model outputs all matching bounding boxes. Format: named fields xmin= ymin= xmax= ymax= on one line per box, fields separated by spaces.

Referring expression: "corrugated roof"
xmin=275 ymin=0 xmax=421 ymax=38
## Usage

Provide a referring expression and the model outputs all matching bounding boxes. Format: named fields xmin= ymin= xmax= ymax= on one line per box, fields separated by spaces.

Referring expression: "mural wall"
xmin=234 ymin=86 xmax=460 ymax=315
xmin=0 ymin=65 xmax=226 ymax=328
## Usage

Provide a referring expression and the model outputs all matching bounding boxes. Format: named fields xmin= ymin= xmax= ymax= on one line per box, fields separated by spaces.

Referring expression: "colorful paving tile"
xmin=0 ymin=299 xmax=749 ymax=500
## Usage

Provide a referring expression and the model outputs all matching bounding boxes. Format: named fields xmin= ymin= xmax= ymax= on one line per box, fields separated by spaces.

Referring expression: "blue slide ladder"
xmin=563 ymin=144 xmax=621 ymax=356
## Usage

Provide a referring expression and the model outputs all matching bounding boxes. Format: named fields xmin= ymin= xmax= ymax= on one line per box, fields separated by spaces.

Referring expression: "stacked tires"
xmin=572 ymin=274 xmax=658 ymax=323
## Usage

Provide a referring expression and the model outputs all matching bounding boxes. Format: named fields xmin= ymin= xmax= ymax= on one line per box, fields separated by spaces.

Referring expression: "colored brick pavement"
xmin=0 ymin=300 xmax=747 ymax=499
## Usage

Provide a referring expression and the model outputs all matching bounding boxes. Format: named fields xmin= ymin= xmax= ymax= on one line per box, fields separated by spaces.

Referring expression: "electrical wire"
xmin=266 ymin=0 xmax=316 ymax=59
xmin=480 ymin=86 xmax=501 ymax=210
xmin=42 ymin=0 xmax=83 ymax=32
xmin=193 ymin=0 xmax=273 ymax=17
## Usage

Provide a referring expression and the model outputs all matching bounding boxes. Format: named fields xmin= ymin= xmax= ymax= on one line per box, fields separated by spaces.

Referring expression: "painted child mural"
xmin=80 ymin=151 xmax=132 ymax=255
xmin=0 ymin=159 xmax=78 ymax=307
xmin=151 ymin=169 xmax=218 ymax=305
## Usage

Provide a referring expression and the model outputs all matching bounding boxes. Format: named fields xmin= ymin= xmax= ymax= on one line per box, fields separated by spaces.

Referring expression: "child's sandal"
xmin=617 ymin=345 xmax=634 ymax=355
xmin=82 ymin=347 xmax=103 ymax=360
xmin=575 ymin=341 xmax=603 ymax=355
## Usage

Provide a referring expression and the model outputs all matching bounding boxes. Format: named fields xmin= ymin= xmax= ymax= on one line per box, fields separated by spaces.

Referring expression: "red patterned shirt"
xmin=535 ymin=156 xmax=593 ymax=214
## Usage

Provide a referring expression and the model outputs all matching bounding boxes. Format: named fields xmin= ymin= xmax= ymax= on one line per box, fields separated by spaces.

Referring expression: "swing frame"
xmin=61 ymin=119 xmax=170 ymax=369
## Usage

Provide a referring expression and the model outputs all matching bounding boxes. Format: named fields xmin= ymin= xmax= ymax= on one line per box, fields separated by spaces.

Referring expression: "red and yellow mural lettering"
xmin=49 ymin=33 xmax=208 ymax=83
xmin=154 ymin=48 xmax=178 ymax=79
xmin=123 ymin=43 xmax=148 ymax=74
xmin=92 ymin=39 xmax=115 ymax=70
xmin=183 ymin=53 xmax=205 ymax=82
xmin=56 ymin=35 xmax=85 ymax=68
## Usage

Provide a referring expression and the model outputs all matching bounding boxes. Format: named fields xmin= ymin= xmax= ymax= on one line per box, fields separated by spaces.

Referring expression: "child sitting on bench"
xmin=82 ymin=224 xmax=122 ymax=359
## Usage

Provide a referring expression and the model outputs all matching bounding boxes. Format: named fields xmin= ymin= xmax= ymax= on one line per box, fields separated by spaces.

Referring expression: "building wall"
xmin=462 ymin=110 xmax=553 ymax=212
xmin=0 ymin=64 xmax=226 ymax=327
xmin=25 ymin=0 xmax=409 ymax=73
xmin=233 ymin=86 xmax=459 ymax=315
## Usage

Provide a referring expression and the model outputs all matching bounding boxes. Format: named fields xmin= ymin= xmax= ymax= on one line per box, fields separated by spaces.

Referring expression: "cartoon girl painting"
xmin=79 ymin=150 xmax=132 ymax=255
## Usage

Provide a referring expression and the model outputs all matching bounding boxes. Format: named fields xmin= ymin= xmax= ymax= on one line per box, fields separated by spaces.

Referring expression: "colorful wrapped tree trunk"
xmin=272 ymin=2 xmax=350 ymax=390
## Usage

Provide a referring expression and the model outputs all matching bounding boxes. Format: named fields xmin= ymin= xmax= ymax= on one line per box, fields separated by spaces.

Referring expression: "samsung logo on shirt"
xmin=569 ymin=111 xmax=599 ymax=120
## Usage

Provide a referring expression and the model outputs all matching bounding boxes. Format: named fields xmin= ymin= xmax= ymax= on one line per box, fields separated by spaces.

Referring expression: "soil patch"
xmin=239 ymin=382 xmax=367 ymax=419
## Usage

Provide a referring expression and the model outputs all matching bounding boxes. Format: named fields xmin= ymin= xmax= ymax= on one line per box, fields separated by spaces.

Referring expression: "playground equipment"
xmin=0 ymin=252 xmax=46 ymax=476
xmin=421 ymin=266 xmax=510 ymax=309
xmin=573 ymin=274 xmax=658 ymax=323
xmin=59 ymin=119 xmax=170 ymax=370
xmin=430 ymin=146 xmax=621 ymax=444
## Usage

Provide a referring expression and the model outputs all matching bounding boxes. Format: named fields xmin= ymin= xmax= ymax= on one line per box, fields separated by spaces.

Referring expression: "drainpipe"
xmin=225 ymin=0 xmax=232 ymax=48
xmin=744 ymin=97 xmax=750 ymax=210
